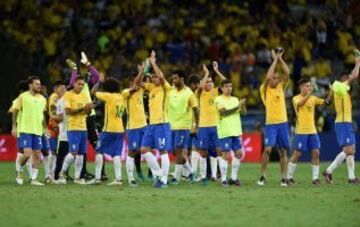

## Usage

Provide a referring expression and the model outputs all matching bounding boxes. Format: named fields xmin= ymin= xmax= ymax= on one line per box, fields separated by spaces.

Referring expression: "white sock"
xmin=191 ymin=151 xmax=200 ymax=175
xmin=48 ymin=153 xmax=57 ymax=177
xmin=43 ymin=155 xmax=50 ymax=178
xmin=312 ymin=165 xmax=320 ymax=180
xmin=95 ymin=153 xmax=103 ymax=180
xmin=219 ymin=157 xmax=228 ymax=182
xmin=143 ymin=152 xmax=162 ymax=177
xmin=74 ymin=155 xmax=84 ymax=179
xmin=26 ymin=157 xmax=32 ymax=178
xmin=62 ymin=153 xmax=75 ymax=172
xmin=287 ymin=162 xmax=297 ymax=179
xmin=15 ymin=153 xmax=23 ymax=172
xmin=346 ymin=155 xmax=356 ymax=180
xmin=161 ymin=154 xmax=170 ymax=183
xmin=210 ymin=156 xmax=218 ymax=179
xmin=199 ymin=157 xmax=207 ymax=179
xmin=183 ymin=161 xmax=192 ymax=177
xmin=126 ymin=156 xmax=135 ymax=182
xmin=174 ymin=164 xmax=183 ymax=181
xmin=31 ymin=168 xmax=39 ymax=180
xmin=113 ymin=156 xmax=122 ymax=181
xmin=231 ymin=157 xmax=240 ymax=181
xmin=326 ymin=151 xmax=346 ymax=174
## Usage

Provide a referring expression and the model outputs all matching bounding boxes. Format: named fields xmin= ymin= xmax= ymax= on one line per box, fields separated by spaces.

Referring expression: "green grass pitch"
xmin=0 ymin=162 xmax=359 ymax=227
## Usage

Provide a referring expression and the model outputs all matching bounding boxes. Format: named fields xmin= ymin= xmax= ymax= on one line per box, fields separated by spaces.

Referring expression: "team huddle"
xmin=9 ymin=48 xmax=360 ymax=188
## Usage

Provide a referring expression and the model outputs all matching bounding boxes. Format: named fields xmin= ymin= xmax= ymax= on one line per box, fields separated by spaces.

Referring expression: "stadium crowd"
xmin=1 ymin=0 xmax=360 ymax=110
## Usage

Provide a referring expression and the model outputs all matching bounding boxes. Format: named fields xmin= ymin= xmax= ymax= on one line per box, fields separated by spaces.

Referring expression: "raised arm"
xmin=80 ymin=52 xmax=100 ymax=86
xmin=277 ymin=50 xmax=290 ymax=84
xmin=149 ymin=50 xmax=167 ymax=86
xmin=348 ymin=52 xmax=360 ymax=84
xmin=263 ymin=49 xmax=278 ymax=87
xmin=212 ymin=61 xmax=226 ymax=81
xmin=90 ymin=73 xmax=105 ymax=96
xmin=134 ymin=64 xmax=145 ymax=89
xmin=66 ymin=59 xmax=78 ymax=87
xmin=296 ymin=86 xmax=314 ymax=107
xmin=198 ymin=64 xmax=209 ymax=94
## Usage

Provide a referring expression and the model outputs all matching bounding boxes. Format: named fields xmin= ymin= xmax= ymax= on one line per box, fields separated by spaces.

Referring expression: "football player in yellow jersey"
xmin=287 ymin=77 xmax=332 ymax=185
xmin=257 ymin=49 xmax=290 ymax=187
xmin=324 ymin=54 xmax=360 ymax=184
xmin=123 ymin=67 xmax=149 ymax=186
xmin=135 ymin=50 xmax=172 ymax=188
xmin=195 ymin=62 xmax=226 ymax=184
xmin=9 ymin=80 xmax=32 ymax=184
xmin=45 ymin=80 xmax=66 ymax=183
xmin=168 ymin=70 xmax=199 ymax=185
xmin=88 ymin=77 xmax=125 ymax=186
xmin=58 ymin=76 xmax=94 ymax=185
xmin=12 ymin=76 xmax=47 ymax=186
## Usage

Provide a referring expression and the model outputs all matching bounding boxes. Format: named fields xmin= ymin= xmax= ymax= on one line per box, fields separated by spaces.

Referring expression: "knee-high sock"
xmin=113 ymin=156 xmax=122 ymax=181
xmin=287 ymin=162 xmax=297 ymax=179
xmin=231 ymin=157 xmax=240 ymax=181
xmin=15 ymin=153 xmax=24 ymax=172
xmin=95 ymin=153 xmax=103 ymax=180
xmin=75 ymin=155 xmax=84 ymax=179
xmin=126 ymin=156 xmax=135 ymax=182
xmin=62 ymin=153 xmax=75 ymax=173
xmin=210 ymin=156 xmax=218 ymax=179
xmin=346 ymin=155 xmax=356 ymax=180
xmin=219 ymin=157 xmax=228 ymax=182
xmin=312 ymin=165 xmax=319 ymax=180
xmin=183 ymin=161 xmax=192 ymax=177
xmin=326 ymin=151 xmax=346 ymax=174
xmin=199 ymin=157 xmax=207 ymax=179
xmin=174 ymin=164 xmax=183 ymax=182
xmin=43 ymin=155 xmax=50 ymax=178
xmin=191 ymin=151 xmax=199 ymax=175
xmin=143 ymin=152 xmax=162 ymax=177
xmin=161 ymin=154 xmax=170 ymax=183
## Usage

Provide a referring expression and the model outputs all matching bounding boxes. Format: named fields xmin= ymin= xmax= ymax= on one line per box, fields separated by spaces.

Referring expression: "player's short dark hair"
xmin=16 ymin=80 xmax=29 ymax=94
xmin=53 ymin=80 xmax=66 ymax=88
xmin=27 ymin=76 xmax=40 ymax=84
xmin=172 ymin=70 xmax=187 ymax=81
xmin=75 ymin=75 xmax=86 ymax=82
xmin=339 ymin=71 xmax=349 ymax=78
xmin=188 ymin=75 xmax=200 ymax=85
xmin=220 ymin=79 xmax=232 ymax=87
xmin=102 ymin=77 xmax=120 ymax=93
xmin=297 ymin=77 xmax=311 ymax=86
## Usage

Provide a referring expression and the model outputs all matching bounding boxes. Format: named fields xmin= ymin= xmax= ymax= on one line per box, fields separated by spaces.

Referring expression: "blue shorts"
xmin=171 ymin=130 xmax=190 ymax=152
xmin=17 ymin=137 xmax=23 ymax=150
xmin=218 ymin=136 xmax=242 ymax=152
xmin=67 ymin=131 xmax=88 ymax=154
xmin=41 ymin=135 xmax=50 ymax=151
xmin=127 ymin=127 xmax=147 ymax=152
xmin=19 ymin=133 xmax=42 ymax=150
xmin=197 ymin=127 xmax=219 ymax=150
xmin=264 ymin=123 xmax=291 ymax=150
xmin=294 ymin=134 xmax=320 ymax=153
xmin=96 ymin=132 xmax=124 ymax=157
xmin=335 ymin=123 xmax=356 ymax=148
xmin=141 ymin=123 xmax=171 ymax=151
xmin=49 ymin=137 xmax=58 ymax=151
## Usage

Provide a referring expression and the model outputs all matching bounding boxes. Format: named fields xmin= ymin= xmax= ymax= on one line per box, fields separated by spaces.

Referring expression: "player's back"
xmin=96 ymin=92 xmax=125 ymax=133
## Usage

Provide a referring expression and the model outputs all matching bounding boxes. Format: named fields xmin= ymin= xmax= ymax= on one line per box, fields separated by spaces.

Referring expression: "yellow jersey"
xmin=96 ymin=92 xmax=125 ymax=133
xmin=48 ymin=93 xmax=59 ymax=118
xmin=334 ymin=81 xmax=352 ymax=123
xmin=64 ymin=90 xmax=91 ymax=131
xmin=122 ymin=88 xmax=147 ymax=130
xmin=293 ymin=95 xmax=325 ymax=134
xmin=144 ymin=82 xmax=171 ymax=125
xmin=197 ymin=88 xmax=219 ymax=127
xmin=260 ymin=81 xmax=288 ymax=125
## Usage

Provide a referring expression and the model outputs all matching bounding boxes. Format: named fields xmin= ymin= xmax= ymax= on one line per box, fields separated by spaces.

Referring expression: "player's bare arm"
xmin=348 ymin=51 xmax=360 ymax=84
xmin=198 ymin=64 xmax=209 ymax=95
xmin=134 ymin=63 xmax=145 ymax=88
xmin=277 ymin=49 xmax=290 ymax=84
xmin=213 ymin=61 xmax=226 ymax=81
xmin=264 ymin=49 xmax=278 ymax=87
xmin=149 ymin=50 xmax=167 ymax=86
